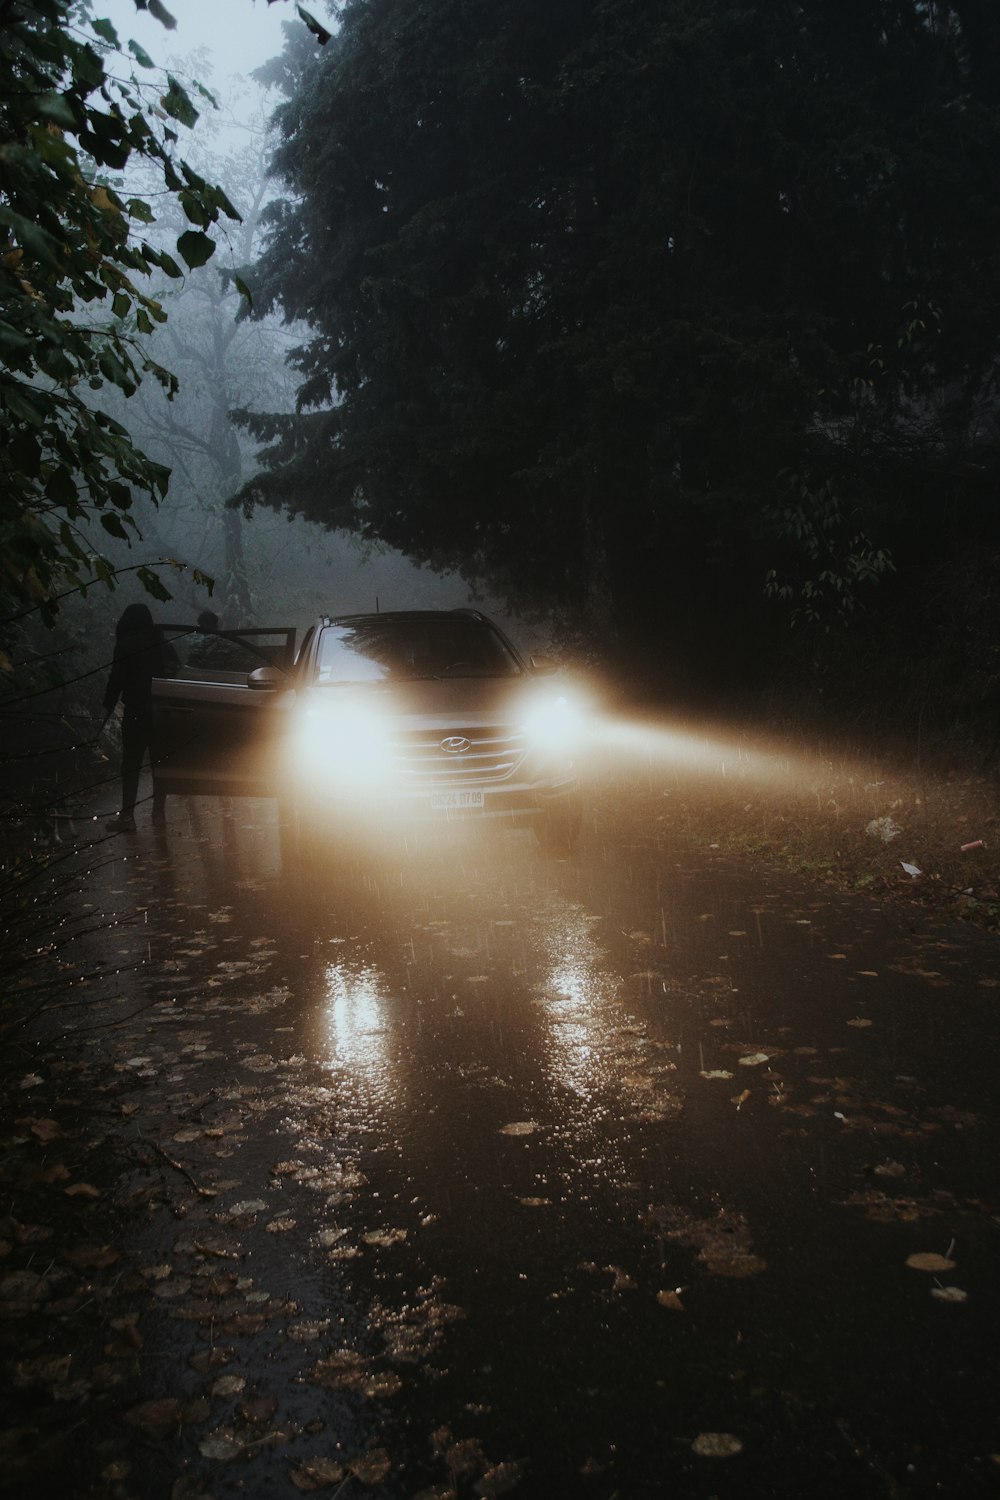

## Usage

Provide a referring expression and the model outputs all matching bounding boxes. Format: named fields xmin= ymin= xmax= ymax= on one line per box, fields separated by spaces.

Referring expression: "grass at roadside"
xmin=605 ymin=714 xmax=1000 ymax=934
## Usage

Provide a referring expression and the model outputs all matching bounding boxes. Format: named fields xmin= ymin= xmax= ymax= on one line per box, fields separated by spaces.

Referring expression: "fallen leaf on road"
xmin=476 ymin=1461 xmax=523 ymax=1496
xmin=189 ymin=1346 xmax=235 ymax=1374
xmin=11 ymin=1354 xmax=73 ymax=1390
xmin=702 ymin=1248 xmax=767 ymax=1278
xmin=66 ymin=1243 xmax=118 ymax=1269
xmin=699 ymin=1070 xmax=734 ymax=1080
xmin=606 ymin=1265 xmax=637 ymax=1291
xmin=64 ymin=1182 xmax=101 ymax=1198
xmin=656 ymin=1289 xmax=684 ymax=1311
xmin=239 ymin=1395 xmax=279 ymax=1427
xmin=198 ymin=1428 xmax=245 ymax=1461
xmin=209 ymin=1375 xmax=245 ymax=1398
xmin=290 ymin=1457 xmax=345 ymax=1491
xmin=125 ymin=1398 xmax=184 ymax=1440
xmin=499 ymin=1121 xmax=537 ymax=1136
xmin=349 ymin=1449 xmax=392 ymax=1486
xmin=363 ymin=1227 xmax=407 ymax=1247
xmin=288 ymin=1320 xmax=332 ymax=1342
xmin=691 ymin=1432 xmax=743 ymax=1457
xmin=738 ymin=1053 xmax=770 ymax=1067
xmin=931 ymin=1286 xmax=968 ymax=1303
xmin=731 ymin=1090 xmax=751 ymax=1109
xmin=906 ymin=1252 xmax=956 ymax=1272
xmin=847 ymin=1018 xmax=873 ymax=1028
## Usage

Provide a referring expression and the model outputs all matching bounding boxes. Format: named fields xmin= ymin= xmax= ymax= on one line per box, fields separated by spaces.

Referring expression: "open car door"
xmin=152 ymin=625 xmax=297 ymax=801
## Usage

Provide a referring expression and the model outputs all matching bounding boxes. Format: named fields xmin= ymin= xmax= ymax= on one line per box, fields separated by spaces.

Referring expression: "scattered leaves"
xmin=348 ymin=1449 xmax=392 ymax=1486
xmin=125 ymin=1398 xmax=184 ymax=1440
xmin=198 ymin=1428 xmax=246 ymax=1461
xmin=906 ymin=1252 xmax=956 ymax=1272
xmin=290 ymin=1457 xmax=345 ymax=1491
xmin=691 ymin=1432 xmax=743 ymax=1457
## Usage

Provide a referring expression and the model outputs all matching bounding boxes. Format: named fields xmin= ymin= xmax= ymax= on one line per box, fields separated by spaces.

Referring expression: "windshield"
xmin=316 ymin=617 xmax=522 ymax=684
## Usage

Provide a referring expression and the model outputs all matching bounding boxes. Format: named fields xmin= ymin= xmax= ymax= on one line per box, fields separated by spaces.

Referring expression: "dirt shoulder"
xmin=612 ymin=714 xmax=1000 ymax=935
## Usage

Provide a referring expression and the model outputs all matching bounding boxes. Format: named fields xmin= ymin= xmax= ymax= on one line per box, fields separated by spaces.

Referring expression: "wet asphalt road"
xmin=8 ymin=760 xmax=1000 ymax=1500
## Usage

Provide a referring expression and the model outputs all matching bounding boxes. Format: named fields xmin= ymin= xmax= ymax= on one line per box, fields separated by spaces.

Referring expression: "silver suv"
xmin=152 ymin=610 xmax=583 ymax=850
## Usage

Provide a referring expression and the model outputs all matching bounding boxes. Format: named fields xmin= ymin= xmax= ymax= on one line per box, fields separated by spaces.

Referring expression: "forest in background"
xmin=242 ymin=0 xmax=1000 ymax=738
xmin=2 ymin=0 xmax=1000 ymax=753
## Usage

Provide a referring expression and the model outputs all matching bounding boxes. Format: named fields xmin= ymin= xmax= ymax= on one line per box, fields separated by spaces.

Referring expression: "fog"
xmin=74 ymin=0 xmax=523 ymax=653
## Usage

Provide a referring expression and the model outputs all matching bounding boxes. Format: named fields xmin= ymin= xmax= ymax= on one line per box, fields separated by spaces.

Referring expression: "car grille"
xmin=392 ymin=726 xmax=525 ymax=783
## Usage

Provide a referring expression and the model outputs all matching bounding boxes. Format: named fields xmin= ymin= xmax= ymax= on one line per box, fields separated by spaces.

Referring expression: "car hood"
xmin=303 ymin=676 xmax=533 ymax=722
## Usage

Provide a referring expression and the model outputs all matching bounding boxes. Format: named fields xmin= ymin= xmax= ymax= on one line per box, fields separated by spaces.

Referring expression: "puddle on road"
xmin=4 ymin=794 xmax=1000 ymax=1497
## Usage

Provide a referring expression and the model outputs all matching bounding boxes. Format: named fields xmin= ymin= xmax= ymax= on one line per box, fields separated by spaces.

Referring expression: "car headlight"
xmin=521 ymin=692 xmax=586 ymax=751
xmin=293 ymin=700 xmax=394 ymax=782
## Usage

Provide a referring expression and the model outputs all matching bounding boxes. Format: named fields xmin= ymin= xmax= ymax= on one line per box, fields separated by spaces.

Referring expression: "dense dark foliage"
xmin=243 ymin=0 xmax=1000 ymax=702
xmin=0 ymin=0 xmax=249 ymax=629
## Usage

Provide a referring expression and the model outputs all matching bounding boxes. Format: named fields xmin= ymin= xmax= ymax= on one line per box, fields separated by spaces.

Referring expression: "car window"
xmin=316 ymin=619 xmax=522 ymax=683
xmin=159 ymin=627 xmax=293 ymax=676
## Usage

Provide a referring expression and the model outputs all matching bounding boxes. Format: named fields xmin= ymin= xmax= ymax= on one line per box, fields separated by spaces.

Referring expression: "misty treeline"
xmin=0 ymin=4 xmax=466 ymax=708
xmin=2 ymin=0 xmax=1000 ymax=745
xmin=0 ymin=1 xmax=352 ymax=878
xmin=237 ymin=0 xmax=1000 ymax=730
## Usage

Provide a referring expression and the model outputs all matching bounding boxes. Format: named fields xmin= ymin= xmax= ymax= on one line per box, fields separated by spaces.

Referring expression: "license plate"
xmin=431 ymin=789 xmax=485 ymax=811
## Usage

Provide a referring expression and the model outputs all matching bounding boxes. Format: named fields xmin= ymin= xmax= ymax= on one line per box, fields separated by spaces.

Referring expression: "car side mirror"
xmin=530 ymin=654 xmax=558 ymax=676
xmin=247 ymin=666 xmax=286 ymax=691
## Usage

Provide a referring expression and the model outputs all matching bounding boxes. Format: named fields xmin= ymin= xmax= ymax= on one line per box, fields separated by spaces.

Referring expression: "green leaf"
xmin=161 ymin=76 xmax=199 ymax=130
xmin=92 ymin=17 xmax=119 ymax=45
xmin=0 ymin=320 xmax=35 ymax=359
xmin=100 ymin=512 xmax=131 ymax=539
xmin=137 ymin=566 xmax=173 ymax=601
xmin=127 ymin=39 xmax=156 ymax=68
xmin=126 ymin=197 xmax=155 ymax=224
xmin=72 ymin=43 xmax=106 ymax=88
xmin=179 ymin=189 xmax=211 ymax=228
xmin=176 ymin=229 xmax=215 ymax=269
xmin=112 ymin=291 xmax=130 ymax=319
xmin=296 ymin=5 xmax=332 ymax=44
xmin=0 ymin=208 xmax=63 ymax=271
xmin=234 ymin=275 xmax=254 ymax=311
xmin=45 ymin=468 xmax=78 ymax=505
xmin=9 ymin=430 xmax=41 ymax=476
xmin=147 ymin=0 xmax=177 ymax=28
xmin=155 ymin=250 xmax=183 ymax=278
xmin=36 ymin=91 xmax=78 ymax=129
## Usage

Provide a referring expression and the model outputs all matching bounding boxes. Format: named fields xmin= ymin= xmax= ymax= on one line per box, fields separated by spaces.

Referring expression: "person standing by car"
xmin=102 ymin=602 xmax=169 ymax=832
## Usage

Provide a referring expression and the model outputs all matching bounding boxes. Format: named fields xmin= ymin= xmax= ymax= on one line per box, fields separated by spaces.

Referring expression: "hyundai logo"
xmin=441 ymin=736 xmax=472 ymax=754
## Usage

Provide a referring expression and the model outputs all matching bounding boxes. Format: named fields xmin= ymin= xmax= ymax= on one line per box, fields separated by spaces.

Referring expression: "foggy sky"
xmin=97 ymin=0 xmax=294 ymax=90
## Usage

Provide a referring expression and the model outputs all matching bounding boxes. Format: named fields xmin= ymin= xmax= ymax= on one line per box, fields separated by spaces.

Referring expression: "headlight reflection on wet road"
xmin=535 ymin=901 xmax=621 ymax=1108
xmin=322 ymin=959 xmax=392 ymax=1085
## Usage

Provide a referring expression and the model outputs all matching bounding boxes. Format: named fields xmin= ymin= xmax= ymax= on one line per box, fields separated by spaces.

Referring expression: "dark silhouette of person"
xmin=103 ymin=602 xmax=168 ymax=832
xmin=187 ymin=608 xmax=255 ymax=670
